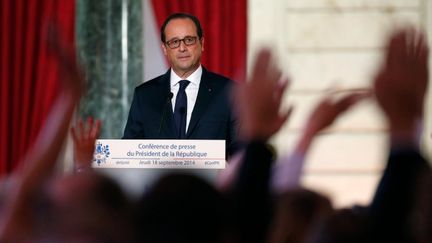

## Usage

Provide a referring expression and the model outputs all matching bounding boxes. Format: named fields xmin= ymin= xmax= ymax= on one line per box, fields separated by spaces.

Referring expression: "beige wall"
xmin=248 ymin=0 xmax=431 ymax=207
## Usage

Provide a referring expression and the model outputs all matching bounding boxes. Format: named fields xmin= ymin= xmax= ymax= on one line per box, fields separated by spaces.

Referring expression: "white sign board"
xmin=92 ymin=139 xmax=226 ymax=169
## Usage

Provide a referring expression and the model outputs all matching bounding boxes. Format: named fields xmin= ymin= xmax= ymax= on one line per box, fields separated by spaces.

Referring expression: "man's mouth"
xmin=178 ymin=56 xmax=190 ymax=60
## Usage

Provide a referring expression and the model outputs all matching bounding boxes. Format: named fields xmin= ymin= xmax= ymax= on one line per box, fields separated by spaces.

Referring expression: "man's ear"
xmin=201 ymin=37 xmax=205 ymax=52
xmin=161 ymin=43 xmax=168 ymax=56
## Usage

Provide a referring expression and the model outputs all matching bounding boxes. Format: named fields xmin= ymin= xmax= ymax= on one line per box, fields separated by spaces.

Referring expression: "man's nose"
xmin=178 ymin=40 xmax=187 ymax=51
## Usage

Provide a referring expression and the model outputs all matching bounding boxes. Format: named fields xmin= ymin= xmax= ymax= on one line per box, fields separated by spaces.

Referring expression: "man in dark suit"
xmin=123 ymin=13 xmax=239 ymax=156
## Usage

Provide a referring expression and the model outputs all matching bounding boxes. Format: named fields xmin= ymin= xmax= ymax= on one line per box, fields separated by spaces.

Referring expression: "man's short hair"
xmin=160 ymin=13 xmax=203 ymax=43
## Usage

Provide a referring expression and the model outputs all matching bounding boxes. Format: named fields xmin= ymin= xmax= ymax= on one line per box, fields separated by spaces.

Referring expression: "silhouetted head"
xmin=37 ymin=172 xmax=135 ymax=242
xmin=268 ymin=188 xmax=334 ymax=243
xmin=136 ymin=173 xmax=227 ymax=243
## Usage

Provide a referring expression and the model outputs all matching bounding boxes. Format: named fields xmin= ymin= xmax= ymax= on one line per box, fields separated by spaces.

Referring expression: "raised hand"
xmin=305 ymin=92 xmax=369 ymax=136
xmin=71 ymin=117 xmax=102 ymax=171
xmin=233 ymin=49 xmax=293 ymax=141
xmin=296 ymin=91 xmax=369 ymax=153
xmin=374 ymin=28 xmax=428 ymax=139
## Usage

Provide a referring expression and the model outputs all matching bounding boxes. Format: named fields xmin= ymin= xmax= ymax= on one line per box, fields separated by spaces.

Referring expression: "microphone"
xmin=158 ymin=92 xmax=174 ymax=137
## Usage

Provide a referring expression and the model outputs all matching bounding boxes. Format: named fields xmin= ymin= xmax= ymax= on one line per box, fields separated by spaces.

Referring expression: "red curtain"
xmin=0 ymin=0 xmax=75 ymax=176
xmin=151 ymin=0 xmax=247 ymax=82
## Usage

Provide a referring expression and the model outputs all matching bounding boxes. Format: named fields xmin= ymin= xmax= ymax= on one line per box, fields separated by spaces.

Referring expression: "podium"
xmin=92 ymin=139 xmax=226 ymax=197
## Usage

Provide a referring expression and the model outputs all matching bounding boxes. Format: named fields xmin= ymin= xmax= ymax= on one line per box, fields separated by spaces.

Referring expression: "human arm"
xmin=367 ymin=28 xmax=430 ymax=242
xmin=0 ymin=26 xmax=85 ymax=240
xmin=272 ymin=92 xmax=368 ymax=193
xmin=228 ymin=48 xmax=293 ymax=243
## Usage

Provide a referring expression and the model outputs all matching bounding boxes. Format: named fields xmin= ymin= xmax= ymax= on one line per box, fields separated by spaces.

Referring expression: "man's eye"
xmin=186 ymin=37 xmax=196 ymax=43
xmin=171 ymin=40 xmax=179 ymax=45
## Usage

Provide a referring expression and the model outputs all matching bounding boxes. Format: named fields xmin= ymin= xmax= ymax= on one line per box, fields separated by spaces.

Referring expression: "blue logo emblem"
xmin=93 ymin=142 xmax=110 ymax=165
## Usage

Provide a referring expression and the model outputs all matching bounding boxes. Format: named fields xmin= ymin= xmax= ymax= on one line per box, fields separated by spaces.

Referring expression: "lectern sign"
xmin=92 ymin=139 xmax=226 ymax=169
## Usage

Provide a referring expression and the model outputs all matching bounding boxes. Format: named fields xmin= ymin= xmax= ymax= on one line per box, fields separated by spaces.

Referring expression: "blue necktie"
xmin=174 ymin=80 xmax=190 ymax=139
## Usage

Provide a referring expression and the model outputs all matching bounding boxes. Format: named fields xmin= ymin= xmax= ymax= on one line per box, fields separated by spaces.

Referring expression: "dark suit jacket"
xmin=123 ymin=67 xmax=240 ymax=156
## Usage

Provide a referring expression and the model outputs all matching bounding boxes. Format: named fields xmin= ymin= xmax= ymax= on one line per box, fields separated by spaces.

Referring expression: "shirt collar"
xmin=170 ymin=65 xmax=202 ymax=88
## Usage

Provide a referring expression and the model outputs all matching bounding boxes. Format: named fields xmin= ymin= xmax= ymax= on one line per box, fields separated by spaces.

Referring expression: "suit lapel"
xmin=186 ymin=68 xmax=214 ymax=137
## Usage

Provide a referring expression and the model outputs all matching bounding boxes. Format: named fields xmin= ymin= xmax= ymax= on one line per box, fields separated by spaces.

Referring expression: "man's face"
xmin=162 ymin=18 xmax=204 ymax=78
